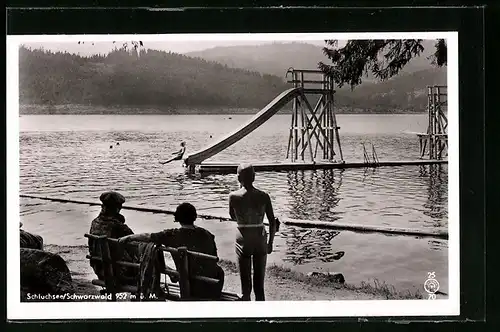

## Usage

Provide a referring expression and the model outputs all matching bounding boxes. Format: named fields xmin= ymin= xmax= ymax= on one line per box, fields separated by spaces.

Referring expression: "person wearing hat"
xmin=118 ymin=202 xmax=225 ymax=300
xmin=88 ymin=191 xmax=138 ymax=283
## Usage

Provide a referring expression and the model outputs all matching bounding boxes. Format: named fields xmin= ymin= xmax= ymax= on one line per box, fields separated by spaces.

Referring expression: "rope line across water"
xmin=20 ymin=194 xmax=448 ymax=240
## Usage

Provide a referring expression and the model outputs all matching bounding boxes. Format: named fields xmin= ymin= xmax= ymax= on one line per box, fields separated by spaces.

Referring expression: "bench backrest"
xmin=84 ymin=233 xmax=221 ymax=300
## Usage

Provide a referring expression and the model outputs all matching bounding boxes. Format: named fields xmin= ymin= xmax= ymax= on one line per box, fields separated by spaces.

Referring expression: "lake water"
xmin=18 ymin=113 xmax=448 ymax=295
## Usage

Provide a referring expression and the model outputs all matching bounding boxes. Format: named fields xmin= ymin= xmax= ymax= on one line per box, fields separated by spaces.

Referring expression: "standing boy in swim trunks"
xmin=229 ymin=163 xmax=278 ymax=301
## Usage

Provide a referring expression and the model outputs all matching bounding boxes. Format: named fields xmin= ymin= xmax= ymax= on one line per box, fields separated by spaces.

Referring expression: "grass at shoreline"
xmin=219 ymin=259 xmax=423 ymax=300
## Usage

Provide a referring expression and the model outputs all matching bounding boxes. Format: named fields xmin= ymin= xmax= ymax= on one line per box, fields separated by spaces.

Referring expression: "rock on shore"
xmin=20 ymin=248 xmax=75 ymax=300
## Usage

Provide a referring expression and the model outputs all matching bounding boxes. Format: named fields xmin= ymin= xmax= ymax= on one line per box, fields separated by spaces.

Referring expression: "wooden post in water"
xmin=333 ymin=105 xmax=343 ymax=161
xmin=300 ymin=72 xmax=305 ymax=161
xmin=321 ymin=74 xmax=330 ymax=160
xmin=418 ymin=85 xmax=448 ymax=160
xmin=293 ymin=71 xmax=298 ymax=162
xmin=286 ymin=109 xmax=294 ymax=160
xmin=428 ymin=86 xmax=434 ymax=159
xmin=324 ymin=73 xmax=330 ymax=160
xmin=300 ymin=101 xmax=305 ymax=161
xmin=329 ymin=78 xmax=335 ymax=161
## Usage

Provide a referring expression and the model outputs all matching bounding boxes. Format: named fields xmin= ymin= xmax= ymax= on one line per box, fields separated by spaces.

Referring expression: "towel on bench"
xmin=137 ymin=242 xmax=166 ymax=301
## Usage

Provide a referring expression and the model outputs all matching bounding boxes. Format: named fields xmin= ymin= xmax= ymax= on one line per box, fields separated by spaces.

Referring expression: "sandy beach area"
xmin=44 ymin=244 xmax=423 ymax=301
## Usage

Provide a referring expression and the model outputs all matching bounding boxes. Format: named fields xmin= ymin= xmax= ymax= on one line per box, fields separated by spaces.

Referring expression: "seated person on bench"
xmin=88 ymin=191 xmax=139 ymax=285
xmin=118 ymin=203 xmax=225 ymax=300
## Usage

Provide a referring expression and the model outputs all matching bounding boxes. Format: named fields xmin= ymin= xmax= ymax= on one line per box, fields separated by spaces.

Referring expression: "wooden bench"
xmin=84 ymin=233 xmax=240 ymax=301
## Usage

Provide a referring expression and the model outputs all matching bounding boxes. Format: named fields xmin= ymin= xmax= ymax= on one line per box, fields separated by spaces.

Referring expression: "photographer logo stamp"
xmin=424 ymin=272 xmax=440 ymax=300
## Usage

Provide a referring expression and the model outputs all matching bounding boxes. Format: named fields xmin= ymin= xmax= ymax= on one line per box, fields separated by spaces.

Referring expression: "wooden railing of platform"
xmin=285 ymin=68 xmax=343 ymax=163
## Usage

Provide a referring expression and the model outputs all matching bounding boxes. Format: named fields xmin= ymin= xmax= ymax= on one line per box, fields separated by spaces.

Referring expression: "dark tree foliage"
xmin=432 ymin=39 xmax=447 ymax=67
xmin=319 ymin=39 xmax=447 ymax=89
xmin=77 ymin=40 xmax=143 ymax=50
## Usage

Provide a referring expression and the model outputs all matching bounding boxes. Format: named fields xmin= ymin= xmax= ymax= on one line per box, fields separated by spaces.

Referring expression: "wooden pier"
xmin=198 ymin=159 xmax=448 ymax=174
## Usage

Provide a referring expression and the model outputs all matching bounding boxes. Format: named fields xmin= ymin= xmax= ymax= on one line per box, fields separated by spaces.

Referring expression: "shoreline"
xmin=19 ymin=104 xmax=427 ymax=115
xmin=43 ymin=244 xmax=425 ymax=301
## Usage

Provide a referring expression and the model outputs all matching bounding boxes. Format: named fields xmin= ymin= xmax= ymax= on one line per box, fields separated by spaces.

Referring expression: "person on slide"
xmin=160 ymin=141 xmax=186 ymax=164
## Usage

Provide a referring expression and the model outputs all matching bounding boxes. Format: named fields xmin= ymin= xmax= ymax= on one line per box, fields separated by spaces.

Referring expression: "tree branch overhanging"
xmin=319 ymin=39 xmax=447 ymax=89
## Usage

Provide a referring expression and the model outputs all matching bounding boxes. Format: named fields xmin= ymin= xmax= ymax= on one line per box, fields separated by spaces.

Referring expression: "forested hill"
xmin=343 ymin=67 xmax=447 ymax=112
xmin=19 ymin=45 xmax=445 ymax=114
xmin=187 ymin=42 xmax=327 ymax=79
xmin=19 ymin=46 xmax=287 ymax=112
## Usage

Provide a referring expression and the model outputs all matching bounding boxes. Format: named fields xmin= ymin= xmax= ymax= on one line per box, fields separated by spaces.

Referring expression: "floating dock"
xmin=198 ymin=159 xmax=448 ymax=174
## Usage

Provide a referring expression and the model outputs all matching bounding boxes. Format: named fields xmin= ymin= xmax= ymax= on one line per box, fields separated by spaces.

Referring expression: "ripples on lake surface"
xmin=19 ymin=114 xmax=449 ymax=293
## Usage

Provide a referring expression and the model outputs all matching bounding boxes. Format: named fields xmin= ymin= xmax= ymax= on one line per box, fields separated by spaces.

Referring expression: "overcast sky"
xmin=23 ymin=39 xmax=331 ymax=56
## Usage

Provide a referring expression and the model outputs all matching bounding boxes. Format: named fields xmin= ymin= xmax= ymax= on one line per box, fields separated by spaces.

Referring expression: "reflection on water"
xmin=280 ymin=227 xmax=341 ymax=265
xmin=287 ymin=170 xmax=343 ymax=221
xmin=427 ymin=238 xmax=448 ymax=251
xmin=283 ymin=170 xmax=345 ymax=265
xmin=276 ymin=164 xmax=448 ymax=267
xmin=420 ymin=165 xmax=448 ymax=223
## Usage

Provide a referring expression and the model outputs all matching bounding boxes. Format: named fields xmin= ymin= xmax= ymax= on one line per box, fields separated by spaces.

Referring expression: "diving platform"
xmin=417 ymin=85 xmax=448 ymax=159
xmin=197 ymin=159 xmax=448 ymax=174
xmin=184 ymin=69 xmax=343 ymax=172
xmin=182 ymin=69 xmax=449 ymax=175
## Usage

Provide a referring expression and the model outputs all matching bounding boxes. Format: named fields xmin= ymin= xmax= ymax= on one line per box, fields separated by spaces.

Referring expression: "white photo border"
xmin=7 ymin=32 xmax=459 ymax=320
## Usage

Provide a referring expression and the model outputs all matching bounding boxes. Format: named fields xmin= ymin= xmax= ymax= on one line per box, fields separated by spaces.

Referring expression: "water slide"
xmin=184 ymin=87 xmax=302 ymax=166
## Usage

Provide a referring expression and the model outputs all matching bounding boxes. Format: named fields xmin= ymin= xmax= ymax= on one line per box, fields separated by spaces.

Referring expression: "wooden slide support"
xmin=20 ymin=194 xmax=448 ymax=240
